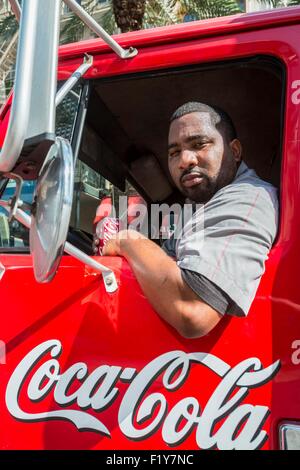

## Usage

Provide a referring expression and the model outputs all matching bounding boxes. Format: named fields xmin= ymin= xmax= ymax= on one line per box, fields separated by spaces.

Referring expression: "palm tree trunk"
xmin=112 ymin=0 xmax=146 ymax=32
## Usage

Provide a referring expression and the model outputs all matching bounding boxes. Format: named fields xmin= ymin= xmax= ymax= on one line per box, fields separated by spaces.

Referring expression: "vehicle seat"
xmin=268 ymin=149 xmax=281 ymax=189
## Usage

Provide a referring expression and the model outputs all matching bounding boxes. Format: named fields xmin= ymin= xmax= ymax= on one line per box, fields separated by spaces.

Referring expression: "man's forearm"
xmin=119 ymin=238 xmax=189 ymax=333
xmin=103 ymin=233 xmax=222 ymax=338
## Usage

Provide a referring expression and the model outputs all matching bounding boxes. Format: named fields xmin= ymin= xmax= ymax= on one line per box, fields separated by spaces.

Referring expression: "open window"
xmin=81 ymin=55 xmax=284 ymax=206
xmin=0 ymin=55 xmax=285 ymax=255
xmin=68 ymin=54 xmax=283 ymax=252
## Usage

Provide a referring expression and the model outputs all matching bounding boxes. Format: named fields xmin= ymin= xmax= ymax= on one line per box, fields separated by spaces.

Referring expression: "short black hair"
xmin=170 ymin=102 xmax=237 ymax=142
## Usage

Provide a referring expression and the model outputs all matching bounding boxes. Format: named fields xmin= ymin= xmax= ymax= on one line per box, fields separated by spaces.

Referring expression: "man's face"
xmin=168 ymin=112 xmax=241 ymax=203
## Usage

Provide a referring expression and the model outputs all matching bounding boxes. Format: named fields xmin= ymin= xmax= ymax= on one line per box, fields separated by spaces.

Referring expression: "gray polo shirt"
xmin=162 ymin=161 xmax=279 ymax=317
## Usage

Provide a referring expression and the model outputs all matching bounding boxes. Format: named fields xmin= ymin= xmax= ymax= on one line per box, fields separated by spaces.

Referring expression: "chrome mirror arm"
xmin=0 ymin=200 xmax=118 ymax=293
xmin=63 ymin=0 xmax=138 ymax=59
xmin=9 ymin=0 xmax=138 ymax=59
xmin=55 ymin=54 xmax=93 ymax=107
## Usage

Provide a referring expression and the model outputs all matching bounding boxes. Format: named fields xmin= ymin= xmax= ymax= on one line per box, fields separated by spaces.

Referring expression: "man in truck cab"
xmin=103 ymin=102 xmax=279 ymax=339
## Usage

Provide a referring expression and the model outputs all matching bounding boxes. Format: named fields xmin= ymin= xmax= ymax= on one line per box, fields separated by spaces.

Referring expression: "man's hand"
xmin=102 ymin=229 xmax=147 ymax=256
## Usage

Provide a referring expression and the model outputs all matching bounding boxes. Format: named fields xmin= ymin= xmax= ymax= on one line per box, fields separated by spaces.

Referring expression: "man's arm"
xmin=103 ymin=231 xmax=222 ymax=339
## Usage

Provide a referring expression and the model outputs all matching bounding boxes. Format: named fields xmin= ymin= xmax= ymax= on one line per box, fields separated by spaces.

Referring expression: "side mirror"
xmin=30 ymin=137 xmax=74 ymax=283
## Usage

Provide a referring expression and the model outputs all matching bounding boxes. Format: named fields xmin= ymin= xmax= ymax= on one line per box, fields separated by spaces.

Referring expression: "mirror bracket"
xmin=0 ymin=172 xmax=24 ymax=222
xmin=101 ymin=271 xmax=118 ymax=293
xmin=55 ymin=54 xmax=93 ymax=107
xmin=0 ymin=199 xmax=118 ymax=293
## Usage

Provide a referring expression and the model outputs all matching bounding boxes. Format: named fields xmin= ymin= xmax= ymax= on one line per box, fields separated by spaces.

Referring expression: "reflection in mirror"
xmin=0 ymin=179 xmax=35 ymax=249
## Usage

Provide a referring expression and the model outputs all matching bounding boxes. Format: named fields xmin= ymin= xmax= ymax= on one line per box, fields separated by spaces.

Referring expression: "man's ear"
xmin=230 ymin=139 xmax=242 ymax=163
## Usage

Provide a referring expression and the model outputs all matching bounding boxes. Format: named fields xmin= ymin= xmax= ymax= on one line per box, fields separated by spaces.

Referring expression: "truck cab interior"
xmin=0 ymin=54 xmax=284 ymax=252
xmin=75 ymin=54 xmax=283 ymax=234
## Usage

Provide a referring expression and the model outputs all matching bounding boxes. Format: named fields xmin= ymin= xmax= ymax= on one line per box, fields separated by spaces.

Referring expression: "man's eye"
xmin=194 ymin=142 xmax=206 ymax=149
xmin=169 ymin=151 xmax=179 ymax=158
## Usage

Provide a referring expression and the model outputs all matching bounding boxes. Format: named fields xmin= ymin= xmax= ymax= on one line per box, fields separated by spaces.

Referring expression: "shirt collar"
xmin=235 ymin=160 xmax=248 ymax=179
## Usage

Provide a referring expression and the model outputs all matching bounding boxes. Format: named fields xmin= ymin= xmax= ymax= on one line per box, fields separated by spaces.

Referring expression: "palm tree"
xmin=62 ymin=0 xmax=242 ymax=41
xmin=60 ymin=0 xmax=100 ymax=43
xmin=3 ymin=1 xmax=280 ymax=47
xmin=112 ymin=0 xmax=146 ymax=32
xmin=102 ymin=0 xmax=241 ymax=33
xmin=143 ymin=0 xmax=240 ymax=27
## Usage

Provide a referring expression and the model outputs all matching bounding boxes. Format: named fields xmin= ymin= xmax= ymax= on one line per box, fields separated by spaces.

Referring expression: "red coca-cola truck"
xmin=0 ymin=0 xmax=299 ymax=451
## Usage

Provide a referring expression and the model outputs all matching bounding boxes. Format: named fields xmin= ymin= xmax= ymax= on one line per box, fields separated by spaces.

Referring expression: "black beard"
xmin=181 ymin=174 xmax=219 ymax=204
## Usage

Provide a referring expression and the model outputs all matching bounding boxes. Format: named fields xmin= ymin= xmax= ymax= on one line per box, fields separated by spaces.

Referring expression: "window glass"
xmin=56 ymin=83 xmax=82 ymax=141
xmin=70 ymin=160 xmax=110 ymax=234
xmin=70 ymin=160 xmax=112 ymax=235
xmin=0 ymin=180 xmax=35 ymax=249
xmin=70 ymin=159 xmax=144 ymax=241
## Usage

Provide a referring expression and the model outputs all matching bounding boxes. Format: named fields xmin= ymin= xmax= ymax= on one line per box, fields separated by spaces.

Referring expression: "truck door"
xmin=1 ymin=1 xmax=300 ymax=452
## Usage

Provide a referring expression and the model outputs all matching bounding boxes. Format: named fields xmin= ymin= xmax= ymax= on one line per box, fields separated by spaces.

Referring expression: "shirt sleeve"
xmin=176 ymin=181 xmax=279 ymax=316
xmin=162 ymin=235 xmax=176 ymax=258
xmin=181 ymin=269 xmax=230 ymax=315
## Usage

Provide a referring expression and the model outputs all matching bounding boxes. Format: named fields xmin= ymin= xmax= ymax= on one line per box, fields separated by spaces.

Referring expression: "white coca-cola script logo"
xmin=5 ymin=340 xmax=280 ymax=450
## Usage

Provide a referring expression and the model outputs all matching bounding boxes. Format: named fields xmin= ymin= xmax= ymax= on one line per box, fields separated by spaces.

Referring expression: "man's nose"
xmin=179 ymin=149 xmax=198 ymax=169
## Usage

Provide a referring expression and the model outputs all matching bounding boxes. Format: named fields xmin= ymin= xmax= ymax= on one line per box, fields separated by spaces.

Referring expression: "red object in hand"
xmin=94 ymin=217 xmax=120 ymax=255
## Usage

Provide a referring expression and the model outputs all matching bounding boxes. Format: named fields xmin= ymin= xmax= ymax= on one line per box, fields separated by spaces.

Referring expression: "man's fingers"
xmin=102 ymin=242 xmax=111 ymax=256
xmin=102 ymin=239 xmax=119 ymax=256
xmin=95 ymin=230 xmax=146 ymax=257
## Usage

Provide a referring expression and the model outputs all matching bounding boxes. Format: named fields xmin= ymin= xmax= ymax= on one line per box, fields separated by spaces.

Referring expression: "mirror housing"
xmin=30 ymin=137 xmax=74 ymax=283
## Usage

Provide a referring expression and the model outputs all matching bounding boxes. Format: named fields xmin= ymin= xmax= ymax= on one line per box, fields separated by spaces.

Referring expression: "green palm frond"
xmin=101 ymin=2 xmax=118 ymax=35
xmin=180 ymin=0 xmax=240 ymax=21
xmin=0 ymin=0 xmax=243 ymax=51
xmin=145 ymin=0 xmax=241 ymax=29
xmin=144 ymin=0 xmax=181 ymax=27
xmin=60 ymin=0 xmax=98 ymax=44
xmin=61 ymin=0 xmax=242 ymax=40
